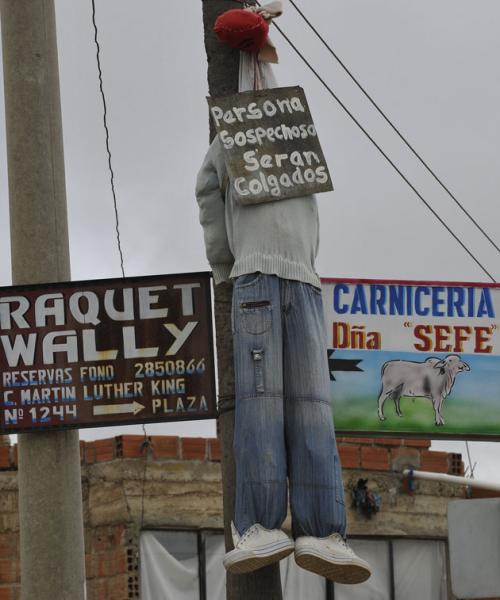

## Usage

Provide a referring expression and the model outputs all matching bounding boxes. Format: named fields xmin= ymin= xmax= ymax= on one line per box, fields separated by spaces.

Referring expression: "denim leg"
xmin=232 ymin=274 xmax=287 ymax=535
xmin=283 ymin=280 xmax=346 ymax=539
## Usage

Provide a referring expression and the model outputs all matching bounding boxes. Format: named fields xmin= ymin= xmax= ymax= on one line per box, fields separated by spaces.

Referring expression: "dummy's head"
xmin=213 ymin=3 xmax=282 ymax=64
xmin=214 ymin=9 xmax=269 ymax=54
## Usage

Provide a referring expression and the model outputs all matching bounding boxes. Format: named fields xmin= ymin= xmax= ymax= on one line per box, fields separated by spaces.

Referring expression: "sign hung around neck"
xmin=208 ymin=86 xmax=333 ymax=204
xmin=0 ymin=273 xmax=216 ymax=433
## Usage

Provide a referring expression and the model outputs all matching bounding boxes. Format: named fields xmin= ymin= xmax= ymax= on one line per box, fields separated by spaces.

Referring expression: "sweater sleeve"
xmin=195 ymin=142 xmax=234 ymax=284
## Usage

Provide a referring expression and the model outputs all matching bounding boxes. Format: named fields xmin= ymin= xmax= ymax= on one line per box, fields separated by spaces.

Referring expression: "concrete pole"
xmin=0 ymin=1 xmax=86 ymax=599
xmin=201 ymin=1 xmax=283 ymax=598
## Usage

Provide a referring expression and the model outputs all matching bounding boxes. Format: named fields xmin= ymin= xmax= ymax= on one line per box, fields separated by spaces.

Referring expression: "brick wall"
xmin=337 ymin=436 xmax=465 ymax=475
xmin=80 ymin=435 xmax=221 ymax=466
xmin=0 ymin=435 xmax=466 ymax=599
xmin=85 ymin=524 xmax=131 ymax=600
xmin=0 ymin=435 xmax=462 ymax=475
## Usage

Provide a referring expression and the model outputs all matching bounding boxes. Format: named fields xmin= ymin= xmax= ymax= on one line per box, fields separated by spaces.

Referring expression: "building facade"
xmin=0 ymin=434 xmax=476 ymax=599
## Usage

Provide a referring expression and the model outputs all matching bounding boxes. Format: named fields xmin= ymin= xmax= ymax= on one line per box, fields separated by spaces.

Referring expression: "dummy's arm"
xmin=196 ymin=143 xmax=234 ymax=284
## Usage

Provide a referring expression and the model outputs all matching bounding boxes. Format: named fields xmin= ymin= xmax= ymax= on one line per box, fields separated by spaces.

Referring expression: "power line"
xmin=89 ymin=0 xmax=495 ymax=281
xmin=288 ymin=0 xmax=500 ymax=257
xmin=270 ymin=20 xmax=496 ymax=282
xmin=91 ymin=0 xmax=126 ymax=278
xmin=91 ymin=2 xmax=151 ymax=521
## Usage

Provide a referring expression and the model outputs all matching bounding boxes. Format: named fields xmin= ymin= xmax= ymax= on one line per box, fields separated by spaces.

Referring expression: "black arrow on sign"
xmin=327 ymin=349 xmax=363 ymax=381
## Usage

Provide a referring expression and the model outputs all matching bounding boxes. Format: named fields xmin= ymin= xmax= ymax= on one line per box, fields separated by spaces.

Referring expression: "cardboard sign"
xmin=208 ymin=86 xmax=333 ymax=204
xmin=322 ymin=278 xmax=500 ymax=439
xmin=0 ymin=273 xmax=216 ymax=433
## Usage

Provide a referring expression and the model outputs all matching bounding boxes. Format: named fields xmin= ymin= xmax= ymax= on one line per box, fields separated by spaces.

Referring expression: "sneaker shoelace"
xmin=240 ymin=525 xmax=259 ymax=544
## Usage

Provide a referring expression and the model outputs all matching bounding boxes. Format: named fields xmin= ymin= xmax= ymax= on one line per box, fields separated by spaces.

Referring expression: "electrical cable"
xmin=270 ymin=19 xmax=497 ymax=282
xmin=91 ymin=0 xmax=126 ymax=278
xmin=90 ymin=0 xmax=496 ymax=281
xmin=92 ymin=3 xmax=154 ymax=523
xmin=288 ymin=0 xmax=500 ymax=256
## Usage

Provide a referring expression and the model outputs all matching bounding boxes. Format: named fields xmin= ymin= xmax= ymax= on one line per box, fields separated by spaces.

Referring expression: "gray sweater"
xmin=195 ymin=136 xmax=321 ymax=288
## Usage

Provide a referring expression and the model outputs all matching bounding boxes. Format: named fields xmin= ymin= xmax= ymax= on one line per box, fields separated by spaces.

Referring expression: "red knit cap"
xmin=214 ymin=9 xmax=270 ymax=53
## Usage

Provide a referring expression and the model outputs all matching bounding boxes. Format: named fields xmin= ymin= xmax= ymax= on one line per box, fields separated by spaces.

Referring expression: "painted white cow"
xmin=377 ymin=355 xmax=470 ymax=426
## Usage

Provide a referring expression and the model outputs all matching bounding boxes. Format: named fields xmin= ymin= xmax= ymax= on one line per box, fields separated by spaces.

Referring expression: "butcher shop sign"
xmin=322 ymin=278 xmax=500 ymax=439
xmin=0 ymin=273 xmax=216 ymax=433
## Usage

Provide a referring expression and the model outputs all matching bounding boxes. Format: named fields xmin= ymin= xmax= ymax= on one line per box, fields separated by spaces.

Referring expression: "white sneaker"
xmin=295 ymin=533 xmax=372 ymax=584
xmin=223 ymin=522 xmax=294 ymax=574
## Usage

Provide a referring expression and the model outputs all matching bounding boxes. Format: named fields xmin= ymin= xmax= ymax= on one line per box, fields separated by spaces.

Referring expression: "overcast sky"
xmin=1 ymin=1 xmax=499 ymax=480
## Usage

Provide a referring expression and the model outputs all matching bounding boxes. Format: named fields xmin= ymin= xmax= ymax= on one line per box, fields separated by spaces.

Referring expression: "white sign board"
xmin=322 ymin=278 xmax=500 ymax=438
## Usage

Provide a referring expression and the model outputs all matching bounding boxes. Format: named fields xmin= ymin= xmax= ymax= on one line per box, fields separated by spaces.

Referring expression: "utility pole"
xmin=0 ymin=1 xmax=86 ymax=599
xmin=201 ymin=1 xmax=283 ymax=598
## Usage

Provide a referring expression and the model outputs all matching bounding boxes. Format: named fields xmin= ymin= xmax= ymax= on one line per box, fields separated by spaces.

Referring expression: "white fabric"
xmin=245 ymin=1 xmax=282 ymax=62
xmin=140 ymin=531 xmax=199 ymax=600
xmin=281 ymin=554 xmax=326 ymax=599
xmin=335 ymin=539 xmax=391 ymax=600
xmin=393 ymin=540 xmax=448 ymax=600
xmin=239 ymin=51 xmax=278 ymax=92
xmin=205 ymin=534 xmax=226 ymax=600
xmin=140 ymin=531 xmax=449 ymax=599
xmin=247 ymin=1 xmax=283 ymax=20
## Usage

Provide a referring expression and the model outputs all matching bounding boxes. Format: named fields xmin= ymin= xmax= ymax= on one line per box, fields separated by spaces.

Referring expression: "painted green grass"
xmin=333 ymin=394 xmax=500 ymax=436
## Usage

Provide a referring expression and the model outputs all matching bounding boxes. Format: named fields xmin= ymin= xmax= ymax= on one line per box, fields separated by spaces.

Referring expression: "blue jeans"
xmin=232 ymin=273 xmax=346 ymax=539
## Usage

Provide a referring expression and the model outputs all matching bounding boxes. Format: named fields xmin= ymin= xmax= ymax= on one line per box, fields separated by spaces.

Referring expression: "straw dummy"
xmin=196 ymin=2 xmax=372 ymax=584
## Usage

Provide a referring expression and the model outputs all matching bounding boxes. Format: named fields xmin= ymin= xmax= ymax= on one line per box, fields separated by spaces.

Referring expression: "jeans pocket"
xmin=240 ymin=302 xmax=272 ymax=335
xmin=252 ymin=348 xmax=265 ymax=395
xmin=235 ymin=272 xmax=262 ymax=288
